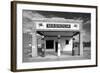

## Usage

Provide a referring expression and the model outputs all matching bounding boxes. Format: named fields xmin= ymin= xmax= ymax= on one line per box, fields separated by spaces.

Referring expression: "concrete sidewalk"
xmin=23 ymin=49 xmax=90 ymax=62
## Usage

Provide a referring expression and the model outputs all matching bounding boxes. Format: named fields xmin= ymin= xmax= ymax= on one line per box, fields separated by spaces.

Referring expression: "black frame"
xmin=11 ymin=1 xmax=98 ymax=72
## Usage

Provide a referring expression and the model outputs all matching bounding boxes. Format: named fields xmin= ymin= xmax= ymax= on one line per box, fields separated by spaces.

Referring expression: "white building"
xmin=23 ymin=18 xmax=83 ymax=57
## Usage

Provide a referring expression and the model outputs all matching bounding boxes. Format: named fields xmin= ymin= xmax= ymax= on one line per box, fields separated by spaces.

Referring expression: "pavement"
xmin=23 ymin=48 xmax=91 ymax=62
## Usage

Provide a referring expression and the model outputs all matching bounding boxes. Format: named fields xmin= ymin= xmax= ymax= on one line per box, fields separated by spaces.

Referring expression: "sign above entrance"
xmin=36 ymin=22 xmax=80 ymax=31
xmin=47 ymin=24 xmax=71 ymax=28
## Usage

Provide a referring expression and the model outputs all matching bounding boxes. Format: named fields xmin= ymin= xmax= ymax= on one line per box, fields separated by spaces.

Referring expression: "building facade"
xmin=23 ymin=18 xmax=83 ymax=58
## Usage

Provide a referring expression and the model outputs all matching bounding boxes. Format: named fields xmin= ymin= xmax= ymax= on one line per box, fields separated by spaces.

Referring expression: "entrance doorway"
xmin=55 ymin=41 xmax=58 ymax=53
xmin=46 ymin=40 xmax=54 ymax=51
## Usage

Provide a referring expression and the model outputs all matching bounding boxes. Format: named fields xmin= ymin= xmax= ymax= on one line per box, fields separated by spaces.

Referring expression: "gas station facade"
xmin=24 ymin=18 xmax=83 ymax=57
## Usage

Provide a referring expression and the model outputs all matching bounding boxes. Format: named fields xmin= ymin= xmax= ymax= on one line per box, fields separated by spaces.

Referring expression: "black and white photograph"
xmin=22 ymin=10 xmax=91 ymax=62
xmin=11 ymin=1 xmax=97 ymax=72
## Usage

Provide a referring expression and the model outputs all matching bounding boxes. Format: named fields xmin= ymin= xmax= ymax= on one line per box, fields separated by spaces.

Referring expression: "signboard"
xmin=36 ymin=22 xmax=80 ymax=31
xmin=46 ymin=24 xmax=71 ymax=28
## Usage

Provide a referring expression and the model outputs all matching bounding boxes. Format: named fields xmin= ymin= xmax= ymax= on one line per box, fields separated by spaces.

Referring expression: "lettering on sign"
xmin=47 ymin=24 xmax=71 ymax=28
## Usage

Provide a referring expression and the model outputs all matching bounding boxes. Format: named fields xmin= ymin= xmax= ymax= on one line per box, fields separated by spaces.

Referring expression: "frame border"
xmin=11 ymin=1 xmax=98 ymax=72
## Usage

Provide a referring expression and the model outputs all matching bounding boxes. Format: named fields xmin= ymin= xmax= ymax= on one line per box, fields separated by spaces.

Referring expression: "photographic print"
xmin=11 ymin=1 xmax=97 ymax=72
xmin=22 ymin=10 xmax=91 ymax=62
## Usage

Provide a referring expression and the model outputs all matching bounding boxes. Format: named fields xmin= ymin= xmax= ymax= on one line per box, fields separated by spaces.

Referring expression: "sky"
xmin=22 ymin=10 xmax=91 ymax=42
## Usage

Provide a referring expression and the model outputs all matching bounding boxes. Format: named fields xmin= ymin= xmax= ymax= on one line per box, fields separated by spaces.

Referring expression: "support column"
xmin=32 ymin=24 xmax=37 ymax=57
xmin=57 ymin=35 xmax=61 ymax=56
xmin=80 ymin=32 xmax=83 ymax=56
xmin=78 ymin=32 xmax=80 ymax=55
xmin=79 ymin=22 xmax=84 ymax=56
xmin=72 ymin=38 xmax=75 ymax=56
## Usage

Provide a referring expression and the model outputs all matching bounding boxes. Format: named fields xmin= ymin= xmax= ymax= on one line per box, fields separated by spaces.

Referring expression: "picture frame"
xmin=11 ymin=1 xmax=98 ymax=72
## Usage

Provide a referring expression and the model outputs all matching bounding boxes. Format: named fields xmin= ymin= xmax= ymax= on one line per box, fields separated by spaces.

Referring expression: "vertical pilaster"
xmin=79 ymin=21 xmax=84 ymax=56
xmin=32 ymin=23 xmax=37 ymax=57
xmin=80 ymin=32 xmax=83 ymax=56
xmin=57 ymin=35 xmax=61 ymax=56
xmin=72 ymin=38 xmax=75 ymax=56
